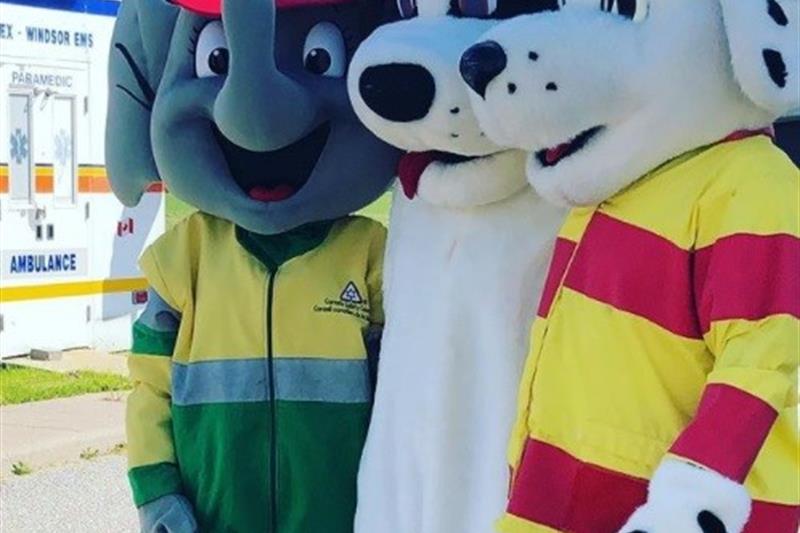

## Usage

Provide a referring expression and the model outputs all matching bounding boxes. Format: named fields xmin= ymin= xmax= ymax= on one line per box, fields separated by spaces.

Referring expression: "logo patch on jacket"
xmin=314 ymin=281 xmax=370 ymax=320
xmin=340 ymin=281 xmax=363 ymax=303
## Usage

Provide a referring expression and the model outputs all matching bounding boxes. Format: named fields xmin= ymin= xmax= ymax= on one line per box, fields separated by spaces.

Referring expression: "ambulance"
xmin=0 ymin=0 xmax=164 ymax=358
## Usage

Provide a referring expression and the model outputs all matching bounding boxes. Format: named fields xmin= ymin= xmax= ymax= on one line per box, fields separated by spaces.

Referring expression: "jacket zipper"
xmin=266 ymin=271 xmax=278 ymax=533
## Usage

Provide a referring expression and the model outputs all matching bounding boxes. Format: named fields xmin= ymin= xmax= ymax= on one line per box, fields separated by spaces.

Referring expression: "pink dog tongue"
xmin=545 ymin=142 xmax=571 ymax=165
xmin=397 ymin=151 xmax=437 ymax=199
xmin=248 ymin=185 xmax=297 ymax=202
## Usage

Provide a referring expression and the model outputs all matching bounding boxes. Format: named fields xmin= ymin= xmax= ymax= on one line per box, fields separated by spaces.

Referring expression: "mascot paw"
xmin=138 ymin=493 xmax=198 ymax=533
xmin=618 ymin=459 xmax=751 ymax=533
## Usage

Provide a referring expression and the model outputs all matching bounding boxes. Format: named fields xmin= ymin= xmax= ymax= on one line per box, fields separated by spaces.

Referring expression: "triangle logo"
xmin=340 ymin=281 xmax=363 ymax=303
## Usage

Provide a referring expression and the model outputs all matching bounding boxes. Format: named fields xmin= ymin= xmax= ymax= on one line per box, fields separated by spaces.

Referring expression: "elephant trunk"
xmin=214 ymin=0 xmax=318 ymax=151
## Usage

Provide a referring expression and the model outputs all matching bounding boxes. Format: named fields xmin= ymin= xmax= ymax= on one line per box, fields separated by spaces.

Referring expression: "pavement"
xmin=8 ymin=349 xmax=129 ymax=376
xmin=0 ymin=392 xmax=128 ymax=477
xmin=0 ymin=350 xmax=135 ymax=529
xmin=0 ymin=455 xmax=137 ymax=532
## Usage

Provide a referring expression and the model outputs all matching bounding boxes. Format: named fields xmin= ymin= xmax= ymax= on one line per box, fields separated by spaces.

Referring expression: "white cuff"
xmin=618 ymin=459 xmax=751 ymax=533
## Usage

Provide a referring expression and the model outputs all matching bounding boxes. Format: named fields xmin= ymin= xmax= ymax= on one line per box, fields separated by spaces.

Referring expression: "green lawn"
xmin=165 ymin=191 xmax=393 ymax=230
xmin=358 ymin=192 xmax=392 ymax=227
xmin=0 ymin=365 xmax=132 ymax=406
xmin=165 ymin=193 xmax=197 ymax=230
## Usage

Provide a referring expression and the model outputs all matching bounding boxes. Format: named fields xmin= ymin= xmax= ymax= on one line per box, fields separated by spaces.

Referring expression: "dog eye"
xmin=458 ymin=0 xmax=497 ymax=17
xmin=493 ymin=0 xmax=560 ymax=20
xmin=194 ymin=20 xmax=228 ymax=78
xmin=600 ymin=0 xmax=648 ymax=21
xmin=303 ymin=22 xmax=346 ymax=78
xmin=396 ymin=0 xmax=418 ymax=19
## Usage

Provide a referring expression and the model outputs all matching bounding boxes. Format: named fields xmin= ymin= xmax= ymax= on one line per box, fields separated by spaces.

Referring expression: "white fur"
xmin=619 ymin=459 xmax=752 ymax=533
xmin=465 ymin=0 xmax=798 ymax=208
xmin=348 ymin=12 xmax=565 ymax=533
xmin=417 ymin=150 xmax=528 ymax=208
xmin=720 ymin=0 xmax=799 ymax=115
xmin=349 ymin=17 xmax=502 ymax=157
xmin=356 ymin=185 xmax=563 ymax=533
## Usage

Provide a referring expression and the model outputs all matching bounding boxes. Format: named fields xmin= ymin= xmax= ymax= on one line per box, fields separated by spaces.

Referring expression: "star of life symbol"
xmin=340 ymin=281 xmax=363 ymax=303
xmin=10 ymin=128 xmax=29 ymax=164
xmin=54 ymin=129 xmax=72 ymax=168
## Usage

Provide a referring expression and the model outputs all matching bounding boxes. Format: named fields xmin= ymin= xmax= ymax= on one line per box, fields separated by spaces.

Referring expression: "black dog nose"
xmin=460 ymin=41 xmax=507 ymax=99
xmin=359 ymin=64 xmax=435 ymax=123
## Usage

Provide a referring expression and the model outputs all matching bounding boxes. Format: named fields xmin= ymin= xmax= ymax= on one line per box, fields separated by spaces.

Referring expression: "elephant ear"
xmin=106 ymin=0 xmax=178 ymax=206
xmin=719 ymin=0 xmax=799 ymax=117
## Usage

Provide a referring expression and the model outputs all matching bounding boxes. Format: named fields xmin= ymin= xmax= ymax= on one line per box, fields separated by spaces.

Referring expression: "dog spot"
xmin=763 ymin=48 xmax=787 ymax=87
xmin=767 ymin=0 xmax=789 ymax=26
xmin=546 ymin=82 xmax=558 ymax=91
xmin=528 ymin=51 xmax=539 ymax=61
xmin=697 ymin=510 xmax=727 ymax=533
xmin=450 ymin=107 xmax=461 ymax=114
xmin=508 ymin=82 xmax=517 ymax=94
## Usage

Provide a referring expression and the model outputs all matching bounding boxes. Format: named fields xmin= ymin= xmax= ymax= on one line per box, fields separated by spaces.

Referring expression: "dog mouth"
xmin=214 ymin=122 xmax=331 ymax=202
xmin=535 ymin=126 xmax=604 ymax=168
xmin=397 ymin=151 xmax=486 ymax=199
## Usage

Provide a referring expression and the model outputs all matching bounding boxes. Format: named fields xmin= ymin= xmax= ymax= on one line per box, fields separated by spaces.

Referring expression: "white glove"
xmin=138 ymin=493 xmax=199 ymax=533
xmin=618 ymin=459 xmax=751 ymax=533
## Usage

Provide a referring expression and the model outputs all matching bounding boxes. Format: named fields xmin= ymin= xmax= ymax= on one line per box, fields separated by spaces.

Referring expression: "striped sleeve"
xmin=669 ymin=148 xmax=800 ymax=482
xmin=126 ymin=290 xmax=182 ymax=506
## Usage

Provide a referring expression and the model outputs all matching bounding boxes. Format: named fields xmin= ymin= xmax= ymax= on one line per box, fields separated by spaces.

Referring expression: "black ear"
xmin=106 ymin=0 xmax=178 ymax=206
xmin=718 ymin=0 xmax=799 ymax=116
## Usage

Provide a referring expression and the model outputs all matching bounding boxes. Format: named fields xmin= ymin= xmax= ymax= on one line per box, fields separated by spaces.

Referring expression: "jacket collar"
xmin=236 ymin=219 xmax=337 ymax=272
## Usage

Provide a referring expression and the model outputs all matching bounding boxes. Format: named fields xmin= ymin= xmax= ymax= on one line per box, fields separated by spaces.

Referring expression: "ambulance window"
xmin=52 ymin=96 xmax=76 ymax=205
xmin=7 ymin=92 xmax=34 ymax=205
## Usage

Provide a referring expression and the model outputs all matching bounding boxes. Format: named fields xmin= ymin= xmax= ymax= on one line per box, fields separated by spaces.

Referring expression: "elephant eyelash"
xmin=341 ymin=27 xmax=359 ymax=57
xmin=327 ymin=6 xmax=360 ymax=56
xmin=187 ymin=24 xmax=202 ymax=55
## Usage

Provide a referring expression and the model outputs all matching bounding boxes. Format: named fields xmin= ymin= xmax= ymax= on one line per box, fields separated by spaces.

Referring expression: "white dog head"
xmin=347 ymin=0 xmax=535 ymax=208
xmin=458 ymin=0 xmax=799 ymax=207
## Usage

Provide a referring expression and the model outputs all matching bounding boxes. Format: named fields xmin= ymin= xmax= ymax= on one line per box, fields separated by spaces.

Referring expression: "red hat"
xmin=174 ymin=0 xmax=357 ymax=15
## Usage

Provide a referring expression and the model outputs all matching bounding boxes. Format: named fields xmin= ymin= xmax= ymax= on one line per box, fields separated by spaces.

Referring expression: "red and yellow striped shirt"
xmin=500 ymin=135 xmax=800 ymax=533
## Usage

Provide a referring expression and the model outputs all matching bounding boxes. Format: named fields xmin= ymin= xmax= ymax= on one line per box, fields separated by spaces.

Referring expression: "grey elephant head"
xmin=107 ymin=0 xmax=400 ymax=234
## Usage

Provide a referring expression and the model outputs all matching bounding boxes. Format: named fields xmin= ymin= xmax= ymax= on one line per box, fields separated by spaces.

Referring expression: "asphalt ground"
xmin=0 ymin=455 xmax=137 ymax=532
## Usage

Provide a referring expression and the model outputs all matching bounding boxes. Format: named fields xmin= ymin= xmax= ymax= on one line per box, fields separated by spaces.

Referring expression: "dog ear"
xmin=718 ymin=0 xmax=799 ymax=117
xmin=106 ymin=0 xmax=178 ymax=206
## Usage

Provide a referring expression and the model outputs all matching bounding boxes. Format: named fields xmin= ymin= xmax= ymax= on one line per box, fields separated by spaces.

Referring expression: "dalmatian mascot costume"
xmin=459 ymin=0 xmax=799 ymax=532
xmin=107 ymin=0 xmax=398 ymax=531
xmin=347 ymin=2 xmax=564 ymax=532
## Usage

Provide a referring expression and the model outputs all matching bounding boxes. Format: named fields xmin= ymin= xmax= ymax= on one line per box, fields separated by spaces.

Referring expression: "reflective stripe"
xmin=275 ymin=357 xmax=371 ymax=403
xmin=172 ymin=357 xmax=370 ymax=406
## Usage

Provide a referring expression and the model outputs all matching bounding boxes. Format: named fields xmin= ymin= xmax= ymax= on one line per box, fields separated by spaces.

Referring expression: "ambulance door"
xmin=6 ymin=89 xmax=35 ymax=207
xmin=37 ymin=66 xmax=92 ymax=349
xmin=51 ymin=94 xmax=78 ymax=207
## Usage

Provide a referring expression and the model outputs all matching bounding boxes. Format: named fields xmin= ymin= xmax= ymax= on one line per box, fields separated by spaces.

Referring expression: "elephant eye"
xmin=303 ymin=22 xmax=346 ymax=78
xmin=194 ymin=20 xmax=228 ymax=78
xmin=600 ymin=0 xmax=648 ymax=22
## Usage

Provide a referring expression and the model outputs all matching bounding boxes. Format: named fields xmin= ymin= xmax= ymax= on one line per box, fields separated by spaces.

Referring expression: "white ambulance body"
xmin=0 ymin=0 xmax=164 ymax=358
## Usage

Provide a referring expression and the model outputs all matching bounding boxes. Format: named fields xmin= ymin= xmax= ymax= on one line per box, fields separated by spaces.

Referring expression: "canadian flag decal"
xmin=117 ymin=217 xmax=135 ymax=237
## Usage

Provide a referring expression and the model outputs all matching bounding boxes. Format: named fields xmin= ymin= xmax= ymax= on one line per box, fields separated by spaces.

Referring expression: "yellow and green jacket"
xmin=500 ymin=135 xmax=800 ymax=533
xmin=126 ymin=212 xmax=386 ymax=533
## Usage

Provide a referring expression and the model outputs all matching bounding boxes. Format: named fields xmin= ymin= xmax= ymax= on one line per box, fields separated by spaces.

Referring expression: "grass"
xmin=358 ymin=193 xmax=392 ymax=227
xmin=11 ymin=461 xmax=32 ymax=476
xmin=80 ymin=447 xmax=100 ymax=461
xmin=165 ymin=193 xmax=197 ymax=230
xmin=0 ymin=365 xmax=132 ymax=406
xmin=165 ymin=191 xmax=394 ymax=230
